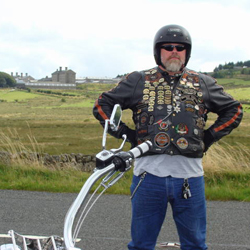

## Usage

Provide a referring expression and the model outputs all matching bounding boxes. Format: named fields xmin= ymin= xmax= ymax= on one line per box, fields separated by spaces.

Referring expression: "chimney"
xmin=21 ymin=73 xmax=23 ymax=78
xmin=26 ymin=73 xmax=28 ymax=77
xmin=65 ymin=67 xmax=68 ymax=71
xmin=59 ymin=67 xmax=62 ymax=71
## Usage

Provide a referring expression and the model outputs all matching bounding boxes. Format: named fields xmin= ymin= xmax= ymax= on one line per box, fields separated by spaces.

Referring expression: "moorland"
xmin=0 ymin=79 xmax=249 ymax=201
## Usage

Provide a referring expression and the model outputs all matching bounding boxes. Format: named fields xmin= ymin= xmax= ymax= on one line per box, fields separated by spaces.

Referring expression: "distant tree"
xmin=243 ymin=60 xmax=250 ymax=67
xmin=116 ymin=73 xmax=128 ymax=78
xmin=212 ymin=60 xmax=250 ymax=78
xmin=227 ymin=69 xmax=235 ymax=78
xmin=218 ymin=64 xmax=223 ymax=70
xmin=0 ymin=77 xmax=7 ymax=87
xmin=241 ymin=68 xmax=250 ymax=74
xmin=212 ymin=71 xmax=227 ymax=78
xmin=236 ymin=61 xmax=244 ymax=67
xmin=214 ymin=60 xmax=250 ymax=71
xmin=213 ymin=67 xmax=219 ymax=73
xmin=0 ymin=72 xmax=16 ymax=88
xmin=224 ymin=62 xmax=234 ymax=69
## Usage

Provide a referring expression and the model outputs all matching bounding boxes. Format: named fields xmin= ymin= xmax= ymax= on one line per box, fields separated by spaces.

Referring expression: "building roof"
xmin=52 ymin=67 xmax=76 ymax=75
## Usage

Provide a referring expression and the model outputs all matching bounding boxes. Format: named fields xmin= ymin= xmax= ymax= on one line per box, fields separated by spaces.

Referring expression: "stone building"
xmin=11 ymin=72 xmax=35 ymax=83
xmin=52 ymin=67 xmax=76 ymax=83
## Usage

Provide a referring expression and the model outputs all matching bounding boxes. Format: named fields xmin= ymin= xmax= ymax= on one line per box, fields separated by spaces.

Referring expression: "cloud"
xmin=0 ymin=0 xmax=250 ymax=78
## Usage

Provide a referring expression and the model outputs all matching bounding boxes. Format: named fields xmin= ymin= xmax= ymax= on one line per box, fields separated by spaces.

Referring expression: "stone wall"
xmin=0 ymin=151 xmax=96 ymax=172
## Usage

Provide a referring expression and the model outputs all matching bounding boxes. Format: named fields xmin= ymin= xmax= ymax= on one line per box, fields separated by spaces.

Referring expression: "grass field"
xmin=0 ymin=79 xmax=249 ymax=201
xmin=0 ymin=80 xmax=249 ymax=155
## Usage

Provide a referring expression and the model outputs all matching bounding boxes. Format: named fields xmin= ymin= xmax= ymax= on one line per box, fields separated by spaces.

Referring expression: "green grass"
xmin=0 ymin=164 xmax=249 ymax=201
xmin=215 ymin=78 xmax=250 ymax=111
xmin=0 ymin=163 xmax=133 ymax=195
xmin=0 ymin=89 xmax=40 ymax=102
xmin=205 ymin=172 xmax=250 ymax=201
xmin=60 ymin=99 xmax=95 ymax=108
xmin=226 ymin=88 xmax=250 ymax=102
xmin=0 ymin=81 xmax=249 ymax=201
xmin=217 ymin=78 xmax=250 ymax=88
xmin=0 ymin=164 xmax=90 ymax=192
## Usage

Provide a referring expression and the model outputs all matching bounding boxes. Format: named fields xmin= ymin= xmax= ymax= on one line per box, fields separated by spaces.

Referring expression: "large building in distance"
xmin=11 ymin=72 xmax=35 ymax=83
xmin=52 ymin=67 xmax=76 ymax=84
xmin=14 ymin=66 xmax=120 ymax=89
xmin=15 ymin=67 xmax=77 ymax=89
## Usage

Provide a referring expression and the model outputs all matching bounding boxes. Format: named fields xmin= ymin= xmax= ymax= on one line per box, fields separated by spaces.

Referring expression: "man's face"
xmin=160 ymin=43 xmax=186 ymax=72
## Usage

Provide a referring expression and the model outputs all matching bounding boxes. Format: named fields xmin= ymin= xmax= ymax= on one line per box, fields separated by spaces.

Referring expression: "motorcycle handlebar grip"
xmin=128 ymin=141 xmax=152 ymax=159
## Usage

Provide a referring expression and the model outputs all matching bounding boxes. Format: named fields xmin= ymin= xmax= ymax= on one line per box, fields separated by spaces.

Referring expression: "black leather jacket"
xmin=93 ymin=67 xmax=243 ymax=158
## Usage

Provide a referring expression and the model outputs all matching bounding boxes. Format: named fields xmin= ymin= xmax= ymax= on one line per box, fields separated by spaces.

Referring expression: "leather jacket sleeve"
xmin=93 ymin=68 xmax=243 ymax=155
xmin=93 ymin=71 xmax=142 ymax=145
xmin=201 ymin=74 xmax=243 ymax=151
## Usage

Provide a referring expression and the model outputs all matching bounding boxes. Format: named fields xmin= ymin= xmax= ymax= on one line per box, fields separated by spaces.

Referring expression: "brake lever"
xmin=110 ymin=134 xmax=127 ymax=153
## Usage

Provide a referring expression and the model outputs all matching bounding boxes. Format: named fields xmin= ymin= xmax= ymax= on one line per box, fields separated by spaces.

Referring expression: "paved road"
xmin=0 ymin=190 xmax=249 ymax=250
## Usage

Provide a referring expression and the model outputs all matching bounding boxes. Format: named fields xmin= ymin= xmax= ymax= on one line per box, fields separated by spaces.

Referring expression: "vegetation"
xmin=0 ymin=76 xmax=249 ymax=201
xmin=36 ymin=89 xmax=79 ymax=97
xmin=0 ymin=72 xmax=16 ymax=88
xmin=116 ymin=73 xmax=128 ymax=78
xmin=212 ymin=60 xmax=250 ymax=78
xmin=213 ymin=60 xmax=250 ymax=71
xmin=0 ymin=140 xmax=249 ymax=201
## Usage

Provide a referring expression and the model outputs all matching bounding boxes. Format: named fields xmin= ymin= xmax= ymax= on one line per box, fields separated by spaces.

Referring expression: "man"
xmin=93 ymin=24 xmax=243 ymax=250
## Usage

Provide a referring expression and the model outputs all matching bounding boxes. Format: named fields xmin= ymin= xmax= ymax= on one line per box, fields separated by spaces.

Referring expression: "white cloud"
xmin=0 ymin=0 xmax=250 ymax=78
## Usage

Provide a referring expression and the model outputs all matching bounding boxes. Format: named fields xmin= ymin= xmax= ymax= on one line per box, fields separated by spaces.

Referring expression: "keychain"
xmin=182 ymin=178 xmax=191 ymax=199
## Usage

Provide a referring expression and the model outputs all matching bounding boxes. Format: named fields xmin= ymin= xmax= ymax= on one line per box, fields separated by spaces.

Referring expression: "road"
xmin=0 ymin=190 xmax=249 ymax=250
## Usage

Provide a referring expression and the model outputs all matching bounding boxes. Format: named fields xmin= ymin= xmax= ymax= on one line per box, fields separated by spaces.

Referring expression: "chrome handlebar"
xmin=63 ymin=140 xmax=152 ymax=250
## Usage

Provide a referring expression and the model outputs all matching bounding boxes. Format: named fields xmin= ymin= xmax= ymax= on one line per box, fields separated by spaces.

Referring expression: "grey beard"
xmin=164 ymin=60 xmax=183 ymax=72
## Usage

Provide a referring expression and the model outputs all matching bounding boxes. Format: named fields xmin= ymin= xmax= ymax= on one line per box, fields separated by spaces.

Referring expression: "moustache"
xmin=168 ymin=53 xmax=180 ymax=60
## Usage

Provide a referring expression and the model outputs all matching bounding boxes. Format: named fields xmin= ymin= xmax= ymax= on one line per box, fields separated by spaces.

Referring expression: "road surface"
xmin=0 ymin=190 xmax=249 ymax=249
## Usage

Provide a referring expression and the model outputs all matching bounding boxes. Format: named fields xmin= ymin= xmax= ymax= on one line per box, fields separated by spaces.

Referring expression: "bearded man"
xmin=93 ymin=24 xmax=243 ymax=250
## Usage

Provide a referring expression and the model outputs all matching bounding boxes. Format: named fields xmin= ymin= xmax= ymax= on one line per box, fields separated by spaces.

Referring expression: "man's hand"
xmin=203 ymin=129 xmax=214 ymax=152
xmin=112 ymin=152 xmax=132 ymax=172
xmin=125 ymin=128 xmax=137 ymax=149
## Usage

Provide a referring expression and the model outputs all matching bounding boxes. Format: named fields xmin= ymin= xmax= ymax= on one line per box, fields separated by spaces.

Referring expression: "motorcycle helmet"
xmin=153 ymin=24 xmax=192 ymax=68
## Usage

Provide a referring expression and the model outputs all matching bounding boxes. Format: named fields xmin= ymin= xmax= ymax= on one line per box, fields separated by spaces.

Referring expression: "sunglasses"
xmin=161 ymin=45 xmax=186 ymax=52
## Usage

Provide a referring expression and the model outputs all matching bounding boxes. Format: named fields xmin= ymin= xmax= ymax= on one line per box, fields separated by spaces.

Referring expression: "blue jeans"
xmin=128 ymin=173 xmax=207 ymax=250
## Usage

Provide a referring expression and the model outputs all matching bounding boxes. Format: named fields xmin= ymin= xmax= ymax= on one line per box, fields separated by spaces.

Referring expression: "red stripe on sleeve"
xmin=95 ymin=99 xmax=109 ymax=121
xmin=214 ymin=105 xmax=242 ymax=133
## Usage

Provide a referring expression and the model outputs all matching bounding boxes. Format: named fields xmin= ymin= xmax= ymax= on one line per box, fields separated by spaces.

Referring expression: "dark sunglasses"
xmin=161 ymin=45 xmax=186 ymax=52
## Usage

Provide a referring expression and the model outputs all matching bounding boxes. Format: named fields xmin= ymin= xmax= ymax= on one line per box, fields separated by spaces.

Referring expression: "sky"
xmin=0 ymin=0 xmax=250 ymax=79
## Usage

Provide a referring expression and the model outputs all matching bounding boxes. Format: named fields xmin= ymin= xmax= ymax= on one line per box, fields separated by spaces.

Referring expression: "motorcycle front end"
xmin=0 ymin=104 xmax=153 ymax=250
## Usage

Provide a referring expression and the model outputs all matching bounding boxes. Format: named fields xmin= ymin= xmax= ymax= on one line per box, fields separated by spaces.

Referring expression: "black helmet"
xmin=153 ymin=24 xmax=192 ymax=67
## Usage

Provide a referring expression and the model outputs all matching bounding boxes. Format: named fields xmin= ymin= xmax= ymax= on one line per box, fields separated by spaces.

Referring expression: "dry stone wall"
xmin=0 ymin=151 xmax=96 ymax=172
